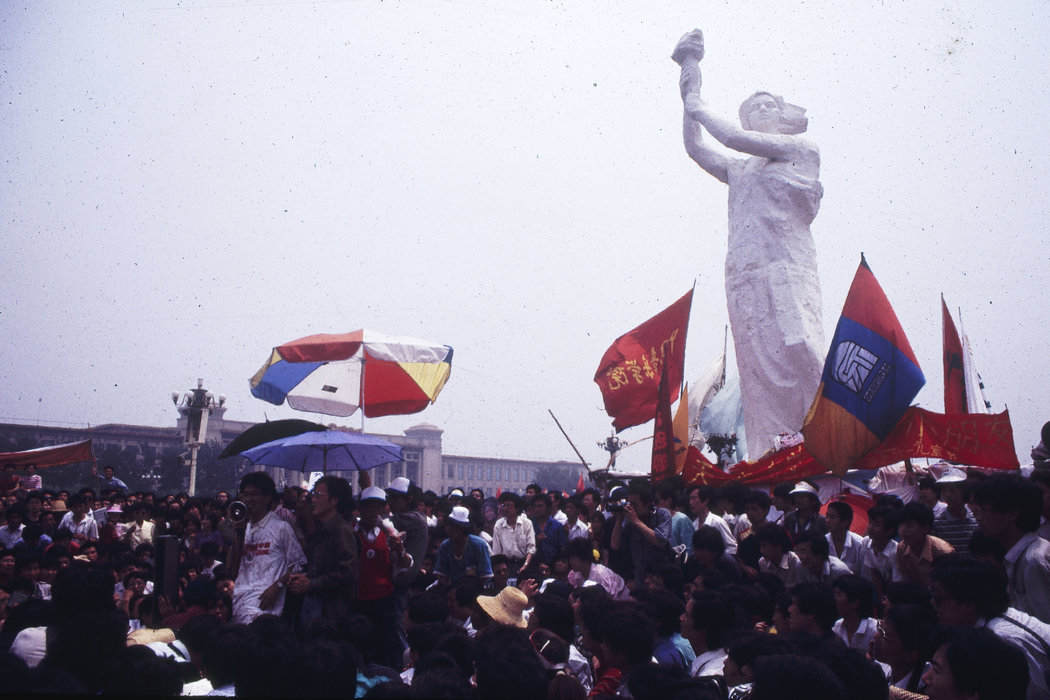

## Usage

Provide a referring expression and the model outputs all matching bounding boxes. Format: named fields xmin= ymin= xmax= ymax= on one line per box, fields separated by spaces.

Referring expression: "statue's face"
xmin=745 ymin=94 xmax=780 ymax=133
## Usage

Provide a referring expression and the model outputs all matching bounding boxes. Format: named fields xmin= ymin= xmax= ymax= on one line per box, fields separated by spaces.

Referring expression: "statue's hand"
xmin=672 ymin=28 xmax=704 ymax=65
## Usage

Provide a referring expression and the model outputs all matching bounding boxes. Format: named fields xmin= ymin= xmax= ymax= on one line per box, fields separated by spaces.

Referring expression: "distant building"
xmin=0 ymin=412 xmax=583 ymax=496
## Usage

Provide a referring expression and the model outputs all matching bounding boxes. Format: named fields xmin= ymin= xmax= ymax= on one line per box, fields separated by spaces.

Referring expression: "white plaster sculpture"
xmin=674 ymin=29 xmax=825 ymax=458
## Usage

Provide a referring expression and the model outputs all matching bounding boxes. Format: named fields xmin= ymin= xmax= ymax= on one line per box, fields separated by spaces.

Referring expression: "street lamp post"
xmin=172 ymin=378 xmax=225 ymax=496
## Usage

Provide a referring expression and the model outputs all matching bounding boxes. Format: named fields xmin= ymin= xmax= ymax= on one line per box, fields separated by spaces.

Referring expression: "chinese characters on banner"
xmin=594 ymin=289 xmax=693 ymax=432
xmin=651 ymin=363 xmax=677 ymax=481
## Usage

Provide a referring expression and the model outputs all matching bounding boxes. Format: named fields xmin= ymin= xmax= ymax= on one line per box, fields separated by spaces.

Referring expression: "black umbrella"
xmin=219 ymin=419 xmax=328 ymax=459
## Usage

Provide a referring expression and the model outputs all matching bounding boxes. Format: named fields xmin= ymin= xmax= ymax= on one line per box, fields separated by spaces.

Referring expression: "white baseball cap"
xmin=360 ymin=486 xmax=387 ymax=502
xmin=386 ymin=477 xmax=412 ymax=495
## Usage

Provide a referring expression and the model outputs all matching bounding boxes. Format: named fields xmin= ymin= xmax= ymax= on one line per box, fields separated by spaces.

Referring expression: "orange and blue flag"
xmin=802 ymin=257 xmax=925 ymax=474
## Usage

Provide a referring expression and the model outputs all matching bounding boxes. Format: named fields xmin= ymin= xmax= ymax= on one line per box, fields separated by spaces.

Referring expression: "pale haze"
xmin=2 ymin=1 xmax=1047 ymax=475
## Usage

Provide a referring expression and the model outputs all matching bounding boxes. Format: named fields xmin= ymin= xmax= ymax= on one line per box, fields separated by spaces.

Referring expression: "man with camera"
xmin=226 ymin=472 xmax=306 ymax=624
xmin=609 ymin=480 xmax=673 ymax=589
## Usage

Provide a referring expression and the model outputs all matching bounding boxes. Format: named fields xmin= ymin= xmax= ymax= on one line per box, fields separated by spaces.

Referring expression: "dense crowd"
xmin=1 ymin=451 xmax=1050 ymax=699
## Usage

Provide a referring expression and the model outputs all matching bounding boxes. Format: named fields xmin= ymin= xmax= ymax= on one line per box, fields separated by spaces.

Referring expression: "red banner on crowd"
xmin=681 ymin=443 xmax=825 ymax=486
xmin=594 ymin=289 xmax=692 ymax=432
xmin=682 ymin=407 xmax=1018 ymax=485
xmin=0 ymin=439 xmax=94 ymax=469
xmin=942 ymin=297 xmax=967 ymax=414
xmin=857 ymin=407 xmax=1019 ymax=470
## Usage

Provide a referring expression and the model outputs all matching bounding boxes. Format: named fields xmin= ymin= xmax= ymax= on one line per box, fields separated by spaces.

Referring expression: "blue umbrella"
xmin=239 ymin=430 xmax=402 ymax=474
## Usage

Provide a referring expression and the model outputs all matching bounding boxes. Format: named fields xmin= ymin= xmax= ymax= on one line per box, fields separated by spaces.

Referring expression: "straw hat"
xmin=477 ymin=586 xmax=530 ymax=628
xmin=127 ymin=627 xmax=176 ymax=646
xmin=50 ymin=499 xmax=68 ymax=512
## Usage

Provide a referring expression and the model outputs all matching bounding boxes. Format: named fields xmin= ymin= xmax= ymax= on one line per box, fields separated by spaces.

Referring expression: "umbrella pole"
xmin=324 ymin=449 xmax=328 ymax=476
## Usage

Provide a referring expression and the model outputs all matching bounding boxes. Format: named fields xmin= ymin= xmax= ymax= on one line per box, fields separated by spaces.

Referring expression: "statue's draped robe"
xmin=725 ymin=145 xmax=825 ymax=457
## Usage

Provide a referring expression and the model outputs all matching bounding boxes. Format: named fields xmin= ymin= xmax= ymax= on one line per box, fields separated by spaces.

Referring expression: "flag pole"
xmin=547 ymin=409 xmax=591 ymax=473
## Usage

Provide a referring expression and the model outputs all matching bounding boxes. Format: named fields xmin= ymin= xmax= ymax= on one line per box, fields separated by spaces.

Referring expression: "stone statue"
xmin=674 ymin=29 xmax=825 ymax=458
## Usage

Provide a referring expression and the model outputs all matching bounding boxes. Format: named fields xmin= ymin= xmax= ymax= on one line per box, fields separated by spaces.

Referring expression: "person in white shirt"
xmin=562 ymin=494 xmax=590 ymax=541
xmin=831 ymin=574 xmax=878 ymax=652
xmin=682 ymin=589 xmax=732 ymax=678
xmin=0 ymin=507 xmax=24 ymax=549
xmin=871 ymin=603 xmax=938 ymax=693
xmin=58 ymin=494 xmax=99 ymax=543
xmin=917 ymin=476 xmax=948 ymax=518
xmin=860 ymin=505 xmax=900 ymax=598
xmin=973 ymin=473 xmax=1050 ymax=625
xmin=491 ymin=492 xmax=535 ymax=576
xmin=122 ymin=502 xmax=156 ymax=548
xmin=688 ymin=485 xmax=737 ymax=556
xmin=226 ymin=472 xmax=306 ymax=624
xmin=794 ymin=532 xmax=852 ymax=585
xmin=824 ymin=500 xmax=865 ymax=575
xmin=922 ymin=627 xmax=1030 ymax=700
xmin=931 ymin=555 xmax=1050 ymax=700
xmin=756 ymin=523 xmax=807 ymax=589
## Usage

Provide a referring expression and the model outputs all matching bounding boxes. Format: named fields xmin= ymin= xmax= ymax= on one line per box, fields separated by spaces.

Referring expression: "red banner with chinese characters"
xmin=856 ymin=407 xmax=1018 ymax=470
xmin=682 ymin=408 xmax=1018 ymax=485
xmin=594 ymin=289 xmax=692 ymax=432
xmin=651 ymin=363 xmax=676 ymax=481
xmin=681 ymin=443 xmax=824 ymax=485
xmin=0 ymin=439 xmax=94 ymax=470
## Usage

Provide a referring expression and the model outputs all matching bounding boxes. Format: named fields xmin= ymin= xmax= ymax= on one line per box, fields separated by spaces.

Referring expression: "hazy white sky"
xmin=2 ymin=1 xmax=1048 ymax=474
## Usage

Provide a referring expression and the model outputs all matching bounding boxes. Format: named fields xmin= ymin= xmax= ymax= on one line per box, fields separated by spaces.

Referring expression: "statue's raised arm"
xmin=672 ymin=28 xmax=826 ymax=459
xmin=674 ymin=29 xmax=818 ymax=178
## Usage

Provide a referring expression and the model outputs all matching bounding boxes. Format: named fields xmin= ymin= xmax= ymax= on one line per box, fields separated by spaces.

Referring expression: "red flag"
xmin=682 ymin=407 xmax=1019 ymax=485
xmin=651 ymin=362 xmax=677 ymax=481
xmin=575 ymin=472 xmax=585 ymax=493
xmin=594 ymin=289 xmax=692 ymax=432
xmin=942 ymin=296 xmax=967 ymax=414
xmin=857 ymin=406 xmax=1019 ymax=470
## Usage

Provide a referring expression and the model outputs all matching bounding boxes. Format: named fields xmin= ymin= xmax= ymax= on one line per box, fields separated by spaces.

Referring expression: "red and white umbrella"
xmin=250 ymin=329 xmax=453 ymax=418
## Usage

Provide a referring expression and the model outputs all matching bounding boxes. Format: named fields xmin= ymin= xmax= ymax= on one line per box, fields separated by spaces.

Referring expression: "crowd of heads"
xmin=0 ymin=454 xmax=1048 ymax=698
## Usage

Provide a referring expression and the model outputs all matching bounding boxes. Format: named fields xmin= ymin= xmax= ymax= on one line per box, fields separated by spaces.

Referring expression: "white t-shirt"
xmin=694 ymin=512 xmax=738 ymax=555
xmin=232 ymin=511 xmax=306 ymax=624
xmin=58 ymin=511 xmax=99 ymax=540
xmin=0 ymin=523 xmax=24 ymax=549
xmin=826 ymin=530 xmax=866 ymax=575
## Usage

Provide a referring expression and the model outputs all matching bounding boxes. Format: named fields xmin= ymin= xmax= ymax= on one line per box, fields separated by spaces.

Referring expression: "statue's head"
xmin=739 ymin=92 xmax=808 ymax=135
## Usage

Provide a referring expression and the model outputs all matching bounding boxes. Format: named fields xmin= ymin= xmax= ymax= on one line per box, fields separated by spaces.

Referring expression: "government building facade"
xmin=0 ymin=406 xmax=583 ymax=496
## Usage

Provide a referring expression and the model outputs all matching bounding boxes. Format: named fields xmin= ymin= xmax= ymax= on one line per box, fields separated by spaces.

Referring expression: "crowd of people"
xmin=1 ymin=453 xmax=1050 ymax=699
